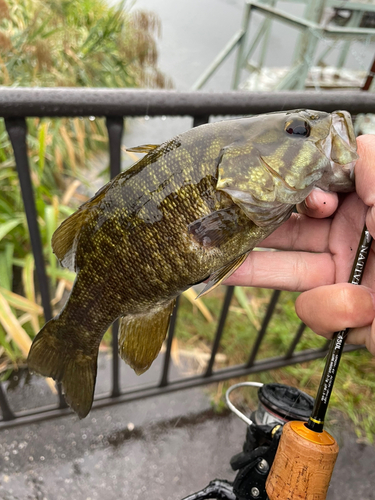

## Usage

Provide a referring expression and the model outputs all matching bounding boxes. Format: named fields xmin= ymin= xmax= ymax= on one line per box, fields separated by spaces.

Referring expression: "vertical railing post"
xmin=204 ymin=286 xmax=234 ymax=378
xmin=5 ymin=118 xmax=52 ymax=321
xmin=285 ymin=323 xmax=306 ymax=359
xmin=159 ymin=296 xmax=180 ymax=387
xmin=246 ymin=289 xmax=281 ymax=368
xmin=4 ymin=118 xmax=68 ymax=409
xmin=232 ymin=1 xmax=252 ymax=89
xmin=0 ymin=383 xmax=15 ymax=421
xmin=193 ymin=115 xmax=210 ymax=128
xmin=106 ymin=117 xmax=124 ymax=398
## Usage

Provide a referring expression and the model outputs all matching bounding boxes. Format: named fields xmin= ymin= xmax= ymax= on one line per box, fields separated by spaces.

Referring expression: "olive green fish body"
xmin=57 ymin=127 xmax=268 ymax=315
xmin=28 ymin=110 xmax=358 ymax=418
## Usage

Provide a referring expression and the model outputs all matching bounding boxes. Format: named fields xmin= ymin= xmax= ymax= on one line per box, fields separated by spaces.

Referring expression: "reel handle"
xmin=266 ymin=421 xmax=339 ymax=499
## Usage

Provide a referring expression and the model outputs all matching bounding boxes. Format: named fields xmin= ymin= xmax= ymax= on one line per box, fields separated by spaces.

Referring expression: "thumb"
xmin=295 ymin=283 xmax=375 ymax=338
xmin=296 ymin=189 xmax=338 ymax=219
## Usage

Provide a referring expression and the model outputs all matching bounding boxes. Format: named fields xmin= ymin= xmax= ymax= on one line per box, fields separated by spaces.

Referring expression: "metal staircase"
xmin=192 ymin=0 xmax=375 ymax=92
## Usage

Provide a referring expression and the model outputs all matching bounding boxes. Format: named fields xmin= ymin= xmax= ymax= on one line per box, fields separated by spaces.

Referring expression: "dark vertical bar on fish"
xmin=159 ymin=296 xmax=180 ymax=387
xmin=106 ymin=117 xmax=124 ymax=398
xmin=193 ymin=115 xmax=210 ymax=128
xmin=204 ymin=286 xmax=234 ymax=378
xmin=285 ymin=323 xmax=306 ymax=359
xmin=5 ymin=118 xmax=52 ymax=321
xmin=0 ymin=383 xmax=15 ymax=421
xmin=246 ymin=289 xmax=281 ymax=368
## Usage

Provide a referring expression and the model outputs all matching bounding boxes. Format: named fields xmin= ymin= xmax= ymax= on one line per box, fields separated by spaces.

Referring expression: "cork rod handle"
xmin=266 ymin=421 xmax=339 ymax=500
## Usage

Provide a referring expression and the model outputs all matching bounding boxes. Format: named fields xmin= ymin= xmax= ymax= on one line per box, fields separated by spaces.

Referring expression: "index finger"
xmin=353 ymin=135 xmax=375 ymax=238
xmin=355 ymin=135 xmax=375 ymax=207
xmin=259 ymin=213 xmax=331 ymax=252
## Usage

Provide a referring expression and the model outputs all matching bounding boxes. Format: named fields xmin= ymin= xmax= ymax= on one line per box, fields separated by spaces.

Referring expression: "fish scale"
xmin=28 ymin=110 xmax=358 ymax=418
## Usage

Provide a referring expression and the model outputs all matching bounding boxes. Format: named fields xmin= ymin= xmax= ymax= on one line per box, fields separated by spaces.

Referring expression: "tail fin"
xmin=27 ymin=319 xmax=98 ymax=419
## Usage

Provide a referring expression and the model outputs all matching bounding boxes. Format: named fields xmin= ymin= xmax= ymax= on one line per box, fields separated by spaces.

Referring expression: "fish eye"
xmin=285 ymin=119 xmax=311 ymax=138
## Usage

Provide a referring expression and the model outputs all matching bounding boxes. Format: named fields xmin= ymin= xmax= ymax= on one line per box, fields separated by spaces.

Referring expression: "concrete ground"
xmin=1 ymin=352 xmax=375 ymax=500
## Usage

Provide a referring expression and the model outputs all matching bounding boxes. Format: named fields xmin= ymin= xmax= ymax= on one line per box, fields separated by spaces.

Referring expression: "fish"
xmin=27 ymin=109 xmax=358 ymax=418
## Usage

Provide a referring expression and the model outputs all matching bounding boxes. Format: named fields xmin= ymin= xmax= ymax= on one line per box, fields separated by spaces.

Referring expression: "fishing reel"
xmin=181 ymin=381 xmax=314 ymax=500
xmin=182 ymin=228 xmax=372 ymax=500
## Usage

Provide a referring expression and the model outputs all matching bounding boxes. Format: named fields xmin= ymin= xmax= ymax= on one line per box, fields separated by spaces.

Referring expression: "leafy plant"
xmin=0 ymin=0 xmax=170 ymax=89
xmin=0 ymin=0 xmax=171 ymax=368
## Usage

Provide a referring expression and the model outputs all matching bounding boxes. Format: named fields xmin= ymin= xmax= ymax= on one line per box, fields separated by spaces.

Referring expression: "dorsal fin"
xmin=52 ymin=208 xmax=87 ymax=271
xmin=126 ymin=144 xmax=159 ymax=153
xmin=52 ymin=182 xmax=110 ymax=271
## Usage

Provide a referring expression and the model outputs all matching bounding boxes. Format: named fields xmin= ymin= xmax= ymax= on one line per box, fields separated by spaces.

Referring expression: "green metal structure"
xmin=192 ymin=0 xmax=375 ymax=91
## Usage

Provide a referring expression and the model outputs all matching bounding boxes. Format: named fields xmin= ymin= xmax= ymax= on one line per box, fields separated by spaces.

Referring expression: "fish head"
xmin=314 ymin=110 xmax=357 ymax=192
xmin=216 ymin=109 xmax=357 ymax=226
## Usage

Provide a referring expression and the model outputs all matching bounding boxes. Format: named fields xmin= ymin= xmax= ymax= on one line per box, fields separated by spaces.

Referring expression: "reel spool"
xmin=253 ymin=383 xmax=314 ymax=426
xmin=225 ymin=381 xmax=314 ymax=427
xmin=226 ymin=382 xmax=339 ymax=499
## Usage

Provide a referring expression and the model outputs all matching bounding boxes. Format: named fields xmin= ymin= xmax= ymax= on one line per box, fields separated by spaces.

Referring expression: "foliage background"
xmin=0 ymin=0 xmax=170 ymax=368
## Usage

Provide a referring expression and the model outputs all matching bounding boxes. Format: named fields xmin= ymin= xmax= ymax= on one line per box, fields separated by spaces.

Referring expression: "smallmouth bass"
xmin=28 ymin=110 xmax=357 ymax=418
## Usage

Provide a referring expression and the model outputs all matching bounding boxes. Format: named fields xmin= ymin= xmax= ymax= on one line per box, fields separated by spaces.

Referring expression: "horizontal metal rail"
xmin=0 ymin=343 xmax=362 ymax=430
xmin=1 ymin=88 xmax=375 ymax=116
xmin=0 ymin=88 xmax=373 ymax=429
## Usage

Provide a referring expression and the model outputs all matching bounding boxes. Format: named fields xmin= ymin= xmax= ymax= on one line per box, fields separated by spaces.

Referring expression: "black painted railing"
xmin=0 ymin=88 xmax=373 ymax=428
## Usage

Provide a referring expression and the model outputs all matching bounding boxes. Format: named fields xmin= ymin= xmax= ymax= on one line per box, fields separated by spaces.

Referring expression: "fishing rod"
xmin=266 ymin=224 xmax=373 ymax=499
xmin=181 ymin=226 xmax=373 ymax=500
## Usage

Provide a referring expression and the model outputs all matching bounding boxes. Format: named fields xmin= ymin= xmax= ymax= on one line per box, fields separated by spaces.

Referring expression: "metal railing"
xmin=0 ymin=88 xmax=373 ymax=429
xmin=192 ymin=0 xmax=375 ymax=91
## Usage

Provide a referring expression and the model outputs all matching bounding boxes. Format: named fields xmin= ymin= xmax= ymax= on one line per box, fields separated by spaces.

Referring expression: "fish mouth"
xmin=316 ymin=110 xmax=358 ymax=191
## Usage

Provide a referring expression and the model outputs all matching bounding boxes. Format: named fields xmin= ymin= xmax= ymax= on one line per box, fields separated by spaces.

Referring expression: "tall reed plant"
xmin=0 ymin=0 xmax=171 ymax=368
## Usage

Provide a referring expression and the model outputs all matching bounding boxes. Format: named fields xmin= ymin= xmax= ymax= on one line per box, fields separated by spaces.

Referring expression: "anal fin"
xmin=119 ymin=299 xmax=176 ymax=375
xmin=197 ymin=252 xmax=249 ymax=298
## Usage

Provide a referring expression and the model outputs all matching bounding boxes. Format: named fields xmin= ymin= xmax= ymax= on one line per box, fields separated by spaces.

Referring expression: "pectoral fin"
xmin=188 ymin=206 xmax=244 ymax=249
xmin=119 ymin=299 xmax=176 ymax=375
xmin=197 ymin=252 xmax=249 ymax=298
xmin=126 ymin=144 xmax=160 ymax=153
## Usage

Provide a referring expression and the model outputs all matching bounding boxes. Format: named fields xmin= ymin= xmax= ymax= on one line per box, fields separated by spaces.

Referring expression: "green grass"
xmin=174 ymin=286 xmax=375 ymax=443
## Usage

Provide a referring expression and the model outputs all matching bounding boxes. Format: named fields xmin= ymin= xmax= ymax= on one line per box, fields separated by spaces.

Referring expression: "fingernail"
xmin=304 ymin=198 xmax=311 ymax=209
xmin=305 ymin=191 xmax=317 ymax=210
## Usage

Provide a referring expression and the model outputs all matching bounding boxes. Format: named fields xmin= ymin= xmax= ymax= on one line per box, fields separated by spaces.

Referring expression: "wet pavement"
xmin=0 ymin=354 xmax=240 ymax=500
xmin=1 ymin=355 xmax=375 ymax=500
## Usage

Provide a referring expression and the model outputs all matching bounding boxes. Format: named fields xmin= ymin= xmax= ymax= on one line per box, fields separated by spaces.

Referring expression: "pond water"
xmin=116 ymin=0 xmax=375 ymax=154
xmin=130 ymin=0 xmax=374 ymax=91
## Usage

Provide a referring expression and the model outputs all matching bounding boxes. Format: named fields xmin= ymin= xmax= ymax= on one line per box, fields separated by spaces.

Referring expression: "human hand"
xmin=225 ymin=134 xmax=375 ymax=355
